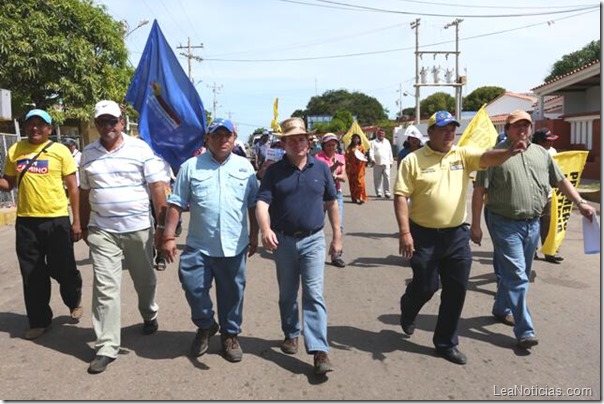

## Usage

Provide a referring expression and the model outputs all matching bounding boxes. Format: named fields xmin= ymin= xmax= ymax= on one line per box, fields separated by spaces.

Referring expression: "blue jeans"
xmin=178 ymin=246 xmax=247 ymax=334
xmin=273 ymin=230 xmax=329 ymax=353
xmin=489 ymin=213 xmax=540 ymax=340
xmin=484 ymin=208 xmax=502 ymax=286
xmin=336 ymin=190 xmax=344 ymax=234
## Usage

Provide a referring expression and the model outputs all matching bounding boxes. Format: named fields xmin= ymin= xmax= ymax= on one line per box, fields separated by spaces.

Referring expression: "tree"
xmin=312 ymin=110 xmax=354 ymax=133
xmin=301 ymin=89 xmax=387 ymax=125
xmin=420 ymin=92 xmax=455 ymax=117
xmin=544 ymin=40 xmax=600 ymax=82
xmin=0 ymin=0 xmax=132 ymax=122
xmin=463 ymin=86 xmax=506 ymax=111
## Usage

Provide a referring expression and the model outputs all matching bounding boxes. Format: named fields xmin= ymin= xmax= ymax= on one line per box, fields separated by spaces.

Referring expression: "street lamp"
xmin=123 ymin=19 xmax=149 ymax=38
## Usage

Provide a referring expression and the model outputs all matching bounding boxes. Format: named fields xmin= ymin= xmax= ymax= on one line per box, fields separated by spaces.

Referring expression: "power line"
xmin=285 ymin=0 xmax=598 ymax=18
xmin=379 ymin=0 xmax=595 ymax=10
xmin=202 ymin=9 xmax=597 ymax=62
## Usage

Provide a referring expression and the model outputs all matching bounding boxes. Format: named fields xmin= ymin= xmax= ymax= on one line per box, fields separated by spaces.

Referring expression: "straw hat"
xmin=278 ymin=117 xmax=313 ymax=137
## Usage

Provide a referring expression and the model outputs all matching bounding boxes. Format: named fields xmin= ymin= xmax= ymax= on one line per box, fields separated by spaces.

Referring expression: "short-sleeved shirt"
xmin=394 ymin=144 xmax=483 ymax=228
xmin=4 ymin=140 xmax=76 ymax=217
xmin=80 ymin=134 xmax=168 ymax=233
xmin=257 ymin=154 xmax=337 ymax=233
xmin=168 ymin=152 xmax=258 ymax=257
xmin=475 ymin=141 xmax=564 ymax=220
xmin=314 ymin=151 xmax=345 ymax=192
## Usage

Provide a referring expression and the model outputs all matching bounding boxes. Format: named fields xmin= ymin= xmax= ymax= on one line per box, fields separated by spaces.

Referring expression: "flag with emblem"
xmin=125 ymin=20 xmax=207 ymax=173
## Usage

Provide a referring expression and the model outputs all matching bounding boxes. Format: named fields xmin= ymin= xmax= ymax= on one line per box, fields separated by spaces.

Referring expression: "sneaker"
xmin=313 ymin=351 xmax=334 ymax=374
xmin=70 ymin=306 xmax=83 ymax=322
xmin=88 ymin=355 xmax=115 ymax=374
xmin=280 ymin=337 xmax=298 ymax=355
xmin=191 ymin=322 xmax=219 ymax=357
xmin=143 ymin=318 xmax=158 ymax=335
xmin=221 ymin=333 xmax=243 ymax=362
xmin=385 ymin=194 xmax=391 ymax=199
xmin=376 ymin=194 xmax=382 ymax=198
xmin=517 ymin=336 xmax=539 ymax=350
xmin=331 ymin=256 xmax=346 ymax=268
xmin=544 ymin=254 xmax=562 ymax=264
xmin=24 ymin=326 xmax=50 ymax=340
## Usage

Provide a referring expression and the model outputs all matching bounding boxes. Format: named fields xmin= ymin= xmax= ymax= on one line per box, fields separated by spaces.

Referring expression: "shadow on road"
xmin=347 ymin=254 xmax=407 ymax=268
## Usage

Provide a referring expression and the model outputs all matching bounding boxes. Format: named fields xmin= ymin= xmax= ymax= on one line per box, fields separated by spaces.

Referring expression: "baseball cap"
xmin=428 ymin=111 xmax=460 ymax=128
xmin=208 ymin=118 xmax=234 ymax=134
xmin=321 ymin=133 xmax=339 ymax=144
xmin=532 ymin=128 xmax=559 ymax=143
xmin=94 ymin=100 xmax=121 ymax=118
xmin=62 ymin=138 xmax=78 ymax=146
xmin=505 ymin=110 xmax=532 ymax=125
xmin=25 ymin=109 xmax=52 ymax=124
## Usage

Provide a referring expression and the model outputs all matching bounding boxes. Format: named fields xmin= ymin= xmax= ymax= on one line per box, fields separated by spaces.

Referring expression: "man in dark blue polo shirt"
xmin=256 ymin=117 xmax=342 ymax=376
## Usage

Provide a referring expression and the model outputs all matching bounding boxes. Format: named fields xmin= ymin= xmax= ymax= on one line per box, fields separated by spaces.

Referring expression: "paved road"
xmin=0 ymin=169 xmax=600 ymax=400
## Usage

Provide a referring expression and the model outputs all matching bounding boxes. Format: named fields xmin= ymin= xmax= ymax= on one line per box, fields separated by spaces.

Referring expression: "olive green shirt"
xmin=475 ymin=141 xmax=564 ymax=220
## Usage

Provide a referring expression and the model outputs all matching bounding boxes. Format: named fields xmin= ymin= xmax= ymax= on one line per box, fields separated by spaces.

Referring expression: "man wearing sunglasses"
xmin=79 ymin=100 xmax=169 ymax=374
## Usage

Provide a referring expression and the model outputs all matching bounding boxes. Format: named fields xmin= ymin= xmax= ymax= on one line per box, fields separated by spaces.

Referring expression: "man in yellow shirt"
xmin=393 ymin=110 xmax=525 ymax=365
xmin=0 ymin=109 xmax=83 ymax=340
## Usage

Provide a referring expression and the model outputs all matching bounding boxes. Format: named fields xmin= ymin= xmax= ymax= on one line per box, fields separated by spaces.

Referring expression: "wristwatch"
xmin=577 ymin=199 xmax=588 ymax=205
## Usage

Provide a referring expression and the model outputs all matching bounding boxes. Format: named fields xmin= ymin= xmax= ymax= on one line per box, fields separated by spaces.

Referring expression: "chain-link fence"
xmin=0 ymin=132 xmax=20 ymax=206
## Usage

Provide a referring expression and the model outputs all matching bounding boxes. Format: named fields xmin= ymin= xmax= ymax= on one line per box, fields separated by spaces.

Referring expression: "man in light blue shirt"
xmin=160 ymin=118 xmax=259 ymax=363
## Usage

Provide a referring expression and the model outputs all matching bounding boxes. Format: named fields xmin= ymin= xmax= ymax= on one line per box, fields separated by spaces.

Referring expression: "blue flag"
xmin=125 ymin=20 xmax=206 ymax=173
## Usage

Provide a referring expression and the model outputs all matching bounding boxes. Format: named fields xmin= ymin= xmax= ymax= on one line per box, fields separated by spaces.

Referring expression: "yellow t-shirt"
xmin=4 ymin=140 xmax=76 ymax=217
xmin=394 ymin=145 xmax=483 ymax=228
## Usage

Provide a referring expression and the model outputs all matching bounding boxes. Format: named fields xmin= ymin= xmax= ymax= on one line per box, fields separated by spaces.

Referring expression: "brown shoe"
xmin=280 ymin=337 xmax=298 ymax=355
xmin=221 ymin=334 xmax=243 ymax=362
xmin=313 ymin=351 xmax=334 ymax=375
xmin=191 ymin=322 xmax=219 ymax=357
xmin=70 ymin=306 xmax=83 ymax=322
xmin=517 ymin=336 xmax=539 ymax=350
xmin=493 ymin=313 xmax=515 ymax=326
xmin=24 ymin=326 xmax=50 ymax=340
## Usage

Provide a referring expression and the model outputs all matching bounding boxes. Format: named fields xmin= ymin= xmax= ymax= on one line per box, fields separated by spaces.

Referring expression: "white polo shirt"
xmin=80 ymin=134 xmax=168 ymax=233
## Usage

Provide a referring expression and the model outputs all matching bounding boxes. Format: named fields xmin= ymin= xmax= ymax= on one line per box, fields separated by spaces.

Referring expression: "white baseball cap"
xmin=94 ymin=100 xmax=121 ymax=118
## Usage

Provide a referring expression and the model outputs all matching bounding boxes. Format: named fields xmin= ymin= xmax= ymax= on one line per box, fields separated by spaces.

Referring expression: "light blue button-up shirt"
xmin=168 ymin=152 xmax=258 ymax=257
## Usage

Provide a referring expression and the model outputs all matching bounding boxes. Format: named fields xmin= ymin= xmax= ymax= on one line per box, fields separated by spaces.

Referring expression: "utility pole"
xmin=177 ymin=37 xmax=204 ymax=83
xmin=411 ymin=18 xmax=465 ymax=124
xmin=208 ymin=82 xmax=223 ymax=118
xmin=410 ymin=18 xmax=420 ymax=124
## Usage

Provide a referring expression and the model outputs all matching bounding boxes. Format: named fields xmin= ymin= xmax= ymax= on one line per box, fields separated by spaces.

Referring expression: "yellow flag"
xmin=342 ymin=120 xmax=370 ymax=151
xmin=541 ymin=151 xmax=589 ymax=255
xmin=457 ymin=105 xmax=498 ymax=150
xmin=270 ymin=98 xmax=281 ymax=132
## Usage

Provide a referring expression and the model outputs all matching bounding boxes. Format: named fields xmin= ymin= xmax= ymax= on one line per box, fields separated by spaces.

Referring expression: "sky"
xmin=94 ymin=0 xmax=601 ymax=134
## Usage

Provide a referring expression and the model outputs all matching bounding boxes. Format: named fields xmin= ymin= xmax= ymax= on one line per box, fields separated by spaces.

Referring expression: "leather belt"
xmin=277 ymin=228 xmax=323 ymax=238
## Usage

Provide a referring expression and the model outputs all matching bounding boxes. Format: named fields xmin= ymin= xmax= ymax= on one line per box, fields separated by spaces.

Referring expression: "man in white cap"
xmin=161 ymin=118 xmax=259 ymax=364
xmin=80 ymin=100 xmax=169 ymax=374
xmin=0 ymin=109 xmax=83 ymax=340
xmin=256 ymin=117 xmax=342 ymax=375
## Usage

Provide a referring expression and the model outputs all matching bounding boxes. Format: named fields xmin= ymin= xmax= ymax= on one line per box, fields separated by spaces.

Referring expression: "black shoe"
xmin=154 ymin=257 xmax=167 ymax=271
xmin=331 ymin=256 xmax=346 ymax=268
xmin=88 ymin=355 xmax=115 ymax=374
xmin=191 ymin=322 xmax=219 ymax=357
xmin=544 ymin=255 xmax=561 ymax=264
xmin=143 ymin=318 xmax=158 ymax=335
xmin=400 ymin=318 xmax=415 ymax=336
xmin=493 ymin=313 xmax=515 ymax=326
xmin=436 ymin=347 xmax=467 ymax=365
xmin=517 ymin=336 xmax=539 ymax=350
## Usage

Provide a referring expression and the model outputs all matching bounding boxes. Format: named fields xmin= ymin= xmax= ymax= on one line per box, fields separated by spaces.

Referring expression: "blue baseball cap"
xmin=208 ymin=118 xmax=234 ymax=134
xmin=428 ymin=111 xmax=459 ymax=128
xmin=25 ymin=109 xmax=52 ymax=124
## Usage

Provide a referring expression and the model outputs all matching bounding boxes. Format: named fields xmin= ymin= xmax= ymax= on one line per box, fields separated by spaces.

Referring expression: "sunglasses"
xmin=96 ymin=117 xmax=120 ymax=127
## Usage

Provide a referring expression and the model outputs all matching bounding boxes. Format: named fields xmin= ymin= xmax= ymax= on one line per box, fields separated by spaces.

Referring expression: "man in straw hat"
xmin=256 ymin=117 xmax=342 ymax=375
xmin=394 ymin=110 xmax=529 ymax=365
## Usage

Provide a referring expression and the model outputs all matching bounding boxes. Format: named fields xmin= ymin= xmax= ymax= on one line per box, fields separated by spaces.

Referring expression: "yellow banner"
xmin=457 ymin=105 xmax=498 ymax=150
xmin=270 ymin=98 xmax=281 ymax=132
xmin=541 ymin=151 xmax=589 ymax=255
xmin=341 ymin=120 xmax=370 ymax=151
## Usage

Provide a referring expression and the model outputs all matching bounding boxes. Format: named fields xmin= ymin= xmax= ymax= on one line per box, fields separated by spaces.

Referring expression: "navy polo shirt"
xmin=257 ymin=154 xmax=337 ymax=233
